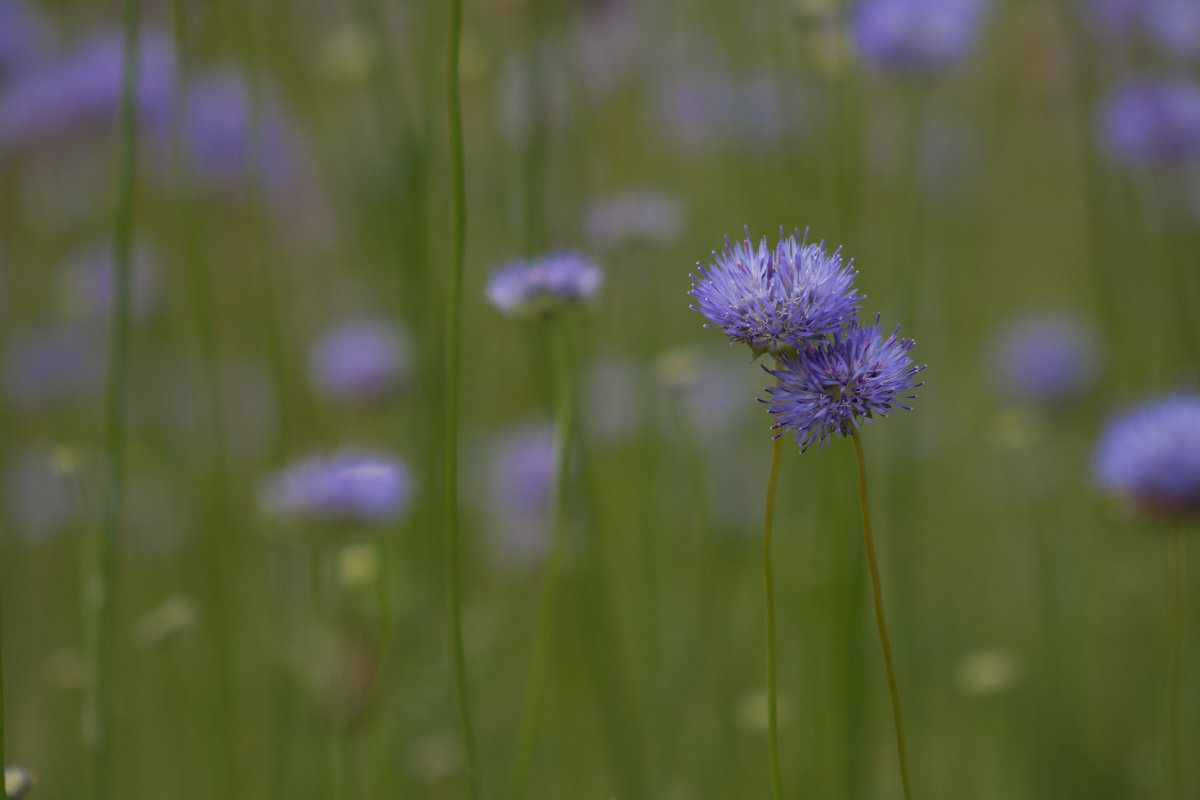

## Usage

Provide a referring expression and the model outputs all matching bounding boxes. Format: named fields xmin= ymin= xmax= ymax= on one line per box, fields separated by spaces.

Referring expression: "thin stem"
xmin=1 ymin=581 xmax=5 ymax=775
xmin=763 ymin=435 xmax=785 ymax=800
xmin=851 ymin=434 xmax=913 ymax=800
xmin=89 ymin=5 xmax=140 ymax=799
xmin=1165 ymin=534 xmax=1187 ymax=800
xmin=444 ymin=0 xmax=480 ymax=796
xmin=506 ymin=322 xmax=575 ymax=800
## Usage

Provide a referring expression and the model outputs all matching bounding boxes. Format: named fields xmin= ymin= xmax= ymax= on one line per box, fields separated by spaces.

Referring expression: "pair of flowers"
xmin=689 ymin=228 xmax=925 ymax=449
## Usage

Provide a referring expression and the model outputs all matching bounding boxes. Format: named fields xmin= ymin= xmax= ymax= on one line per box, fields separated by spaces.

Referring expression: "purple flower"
xmin=4 ymin=325 xmax=104 ymax=408
xmin=258 ymin=451 xmax=414 ymax=527
xmin=309 ymin=319 xmax=409 ymax=405
xmin=989 ymin=311 xmax=1100 ymax=407
xmin=764 ymin=317 xmax=925 ymax=452
xmin=0 ymin=0 xmax=47 ymax=77
xmin=1144 ymin=0 xmax=1200 ymax=60
xmin=57 ymin=239 xmax=160 ymax=323
xmin=177 ymin=69 xmax=306 ymax=194
xmin=486 ymin=252 xmax=603 ymax=319
xmin=1094 ymin=395 xmax=1200 ymax=519
xmin=584 ymin=190 xmax=686 ymax=247
xmin=485 ymin=422 xmax=556 ymax=570
xmin=852 ymin=0 xmax=991 ymax=72
xmin=0 ymin=28 xmax=175 ymax=153
xmin=1100 ymin=77 xmax=1200 ymax=163
xmin=689 ymin=228 xmax=860 ymax=356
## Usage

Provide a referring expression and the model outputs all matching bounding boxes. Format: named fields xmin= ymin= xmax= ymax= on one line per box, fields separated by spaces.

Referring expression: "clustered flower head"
xmin=1093 ymin=395 xmax=1200 ymax=520
xmin=689 ymin=227 xmax=861 ymax=357
xmin=764 ymin=317 xmax=925 ymax=452
xmin=852 ymin=0 xmax=992 ymax=73
xmin=258 ymin=450 xmax=414 ymax=527
xmin=689 ymin=226 xmax=923 ymax=450
xmin=1100 ymin=76 xmax=1200 ymax=164
xmin=486 ymin=252 xmax=603 ymax=320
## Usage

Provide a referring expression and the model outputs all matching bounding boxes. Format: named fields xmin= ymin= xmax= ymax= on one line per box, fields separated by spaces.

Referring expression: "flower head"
xmin=486 ymin=252 xmax=603 ymax=319
xmin=309 ymin=319 xmax=409 ymax=405
xmin=764 ymin=317 xmax=925 ymax=452
xmin=852 ymin=0 xmax=992 ymax=73
xmin=1100 ymin=76 xmax=1200 ymax=163
xmin=989 ymin=311 xmax=1100 ymax=408
xmin=689 ymin=228 xmax=860 ymax=356
xmin=1094 ymin=395 xmax=1200 ymax=519
xmin=258 ymin=451 xmax=414 ymax=527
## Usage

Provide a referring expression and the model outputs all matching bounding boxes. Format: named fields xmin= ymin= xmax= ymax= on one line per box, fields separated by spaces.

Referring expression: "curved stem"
xmin=763 ymin=435 xmax=785 ymax=800
xmin=851 ymin=434 xmax=913 ymax=800
xmin=507 ymin=323 xmax=575 ymax=800
xmin=444 ymin=0 xmax=480 ymax=796
xmin=1165 ymin=534 xmax=1187 ymax=800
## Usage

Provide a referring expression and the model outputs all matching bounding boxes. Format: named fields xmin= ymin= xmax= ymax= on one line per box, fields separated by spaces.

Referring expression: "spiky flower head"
xmin=486 ymin=252 xmax=603 ymax=320
xmin=689 ymin=227 xmax=860 ymax=357
xmin=1093 ymin=395 xmax=1200 ymax=520
xmin=764 ymin=317 xmax=925 ymax=452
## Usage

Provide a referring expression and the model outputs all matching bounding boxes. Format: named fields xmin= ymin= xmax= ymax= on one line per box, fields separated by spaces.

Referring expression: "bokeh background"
xmin=1 ymin=0 xmax=1198 ymax=798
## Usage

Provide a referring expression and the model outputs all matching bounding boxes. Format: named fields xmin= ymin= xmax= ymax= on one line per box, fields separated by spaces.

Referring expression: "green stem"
xmin=1165 ymin=534 xmax=1187 ymax=800
xmin=851 ymin=434 xmax=913 ymax=800
xmin=443 ymin=0 xmax=480 ymax=796
xmin=763 ymin=435 xmax=785 ymax=800
xmin=506 ymin=322 xmax=575 ymax=800
xmin=1 ymin=581 xmax=5 ymax=776
xmin=89 ymin=5 xmax=140 ymax=799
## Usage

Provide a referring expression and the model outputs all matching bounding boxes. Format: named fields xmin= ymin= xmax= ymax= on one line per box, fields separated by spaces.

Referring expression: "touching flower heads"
xmin=689 ymin=228 xmax=860 ymax=357
xmin=764 ymin=317 xmax=925 ymax=452
xmin=486 ymin=252 xmax=603 ymax=320
xmin=1094 ymin=395 xmax=1200 ymax=519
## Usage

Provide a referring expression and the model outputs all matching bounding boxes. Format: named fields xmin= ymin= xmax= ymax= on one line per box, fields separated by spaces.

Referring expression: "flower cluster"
xmin=1094 ymin=395 xmax=1200 ymax=519
xmin=486 ymin=252 xmax=602 ymax=320
xmin=689 ymin=227 xmax=924 ymax=451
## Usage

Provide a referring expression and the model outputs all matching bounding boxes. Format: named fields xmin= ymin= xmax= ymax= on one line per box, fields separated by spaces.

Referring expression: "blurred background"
xmin=1 ymin=0 xmax=1198 ymax=798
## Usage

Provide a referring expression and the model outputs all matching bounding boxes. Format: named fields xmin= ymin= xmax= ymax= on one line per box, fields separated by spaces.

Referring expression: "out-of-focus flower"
xmin=0 ymin=28 xmax=174 ymax=153
xmin=1100 ymin=77 xmax=1200 ymax=163
xmin=584 ymin=190 xmax=686 ymax=247
xmin=486 ymin=252 xmax=602 ymax=320
xmin=5 ymin=448 xmax=78 ymax=542
xmin=4 ymin=325 xmax=103 ymax=408
xmin=259 ymin=451 xmax=414 ymax=527
xmin=689 ymin=228 xmax=860 ymax=357
xmin=4 ymin=766 xmax=35 ymax=800
xmin=0 ymin=0 xmax=47 ymax=77
xmin=581 ymin=355 xmax=648 ymax=442
xmin=136 ymin=595 xmax=198 ymax=648
xmin=649 ymin=69 xmax=808 ymax=151
xmin=852 ymin=0 xmax=992 ymax=72
xmin=485 ymin=422 xmax=556 ymax=570
xmin=989 ymin=311 xmax=1100 ymax=408
xmin=765 ymin=317 xmax=925 ymax=452
xmin=657 ymin=348 xmax=758 ymax=441
xmin=309 ymin=319 xmax=409 ymax=405
xmin=1094 ymin=395 xmax=1200 ymax=519
xmin=1144 ymin=0 xmax=1200 ymax=60
xmin=57 ymin=239 xmax=161 ymax=323
xmin=173 ymin=69 xmax=310 ymax=196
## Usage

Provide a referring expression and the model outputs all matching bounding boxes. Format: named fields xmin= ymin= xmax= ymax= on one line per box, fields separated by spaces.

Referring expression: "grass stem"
xmin=763 ymin=434 xmax=785 ymax=800
xmin=1165 ymin=533 xmax=1187 ymax=800
xmin=444 ymin=0 xmax=480 ymax=795
xmin=851 ymin=433 xmax=913 ymax=800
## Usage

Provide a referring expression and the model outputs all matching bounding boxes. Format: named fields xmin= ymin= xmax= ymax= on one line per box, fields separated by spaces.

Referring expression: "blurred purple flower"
xmin=0 ymin=0 xmax=47 ymax=77
xmin=173 ymin=69 xmax=310 ymax=195
xmin=651 ymin=69 xmax=804 ymax=150
xmin=309 ymin=319 xmax=409 ymax=405
xmin=0 ymin=28 xmax=175 ymax=153
xmin=1144 ymin=0 xmax=1200 ymax=60
xmin=581 ymin=355 xmax=648 ymax=442
xmin=990 ymin=311 xmax=1100 ymax=408
xmin=5 ymin=449 xmax=75 ymax=542
xmin=584 ymin=190 xmax=686 ymax=247
xmin=852 ymin=0 xmax=991 ymax=72
xmin=764 ymin=317 xmax=925 ymax=452
xmin=4 ymin=325 xmax=103 ymax=408
xmin=485 ymin=422 xmax=556 ymax=570
xmin=1100 ymin=77 xmax=1200 ymax=163
xmin=1094 ymin=395 xmax=1200 ymax=519
xmin=486 ymin=252 xmax=603 ymax=319
xmin=259 ymin=451 xmax=414 ymax=527
xmin=57 ymin=239 xmax=160 ymax=323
